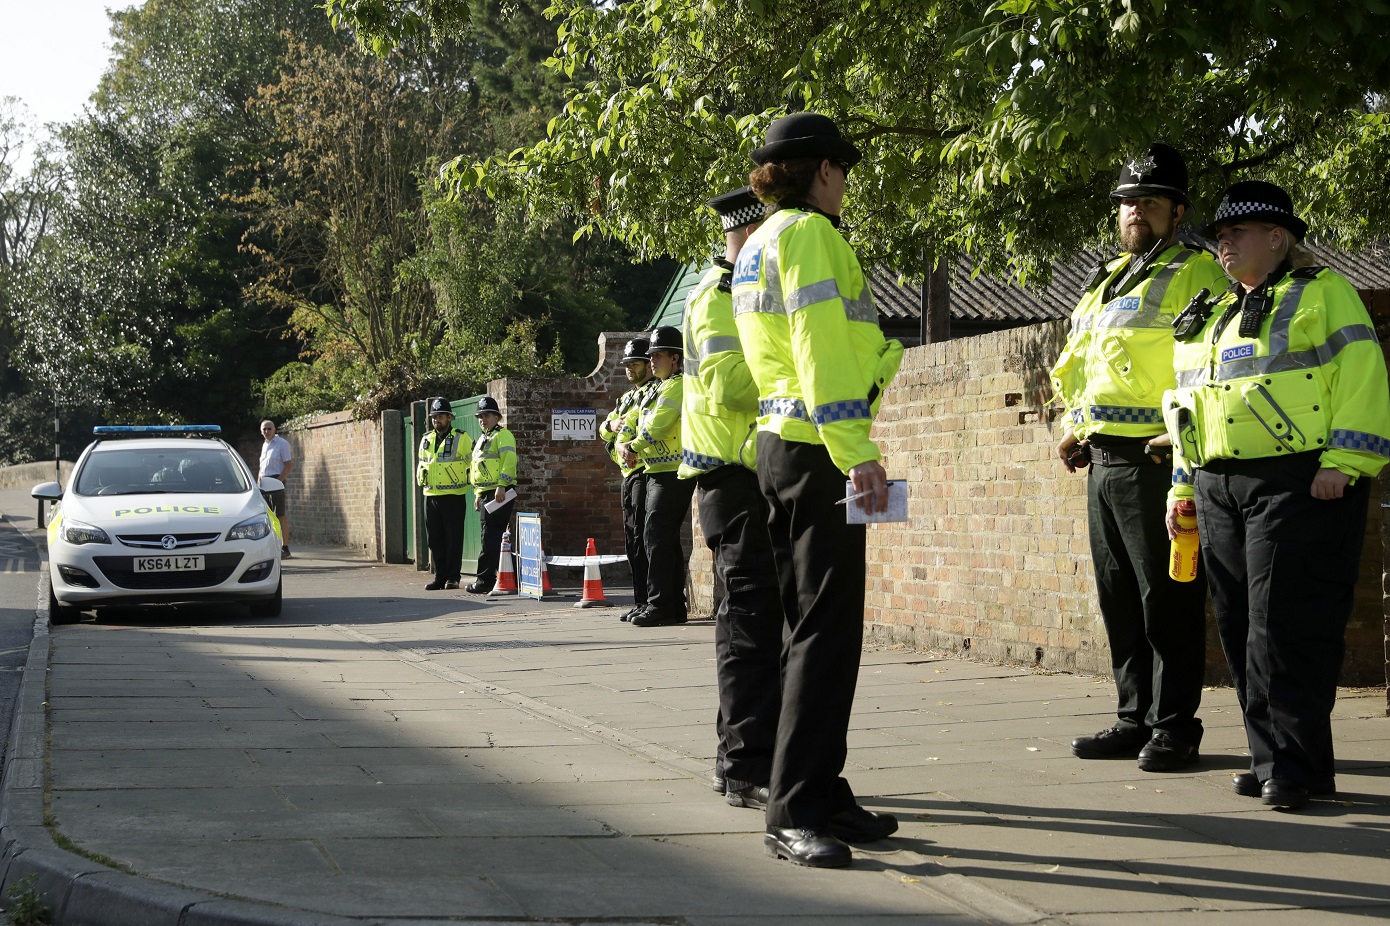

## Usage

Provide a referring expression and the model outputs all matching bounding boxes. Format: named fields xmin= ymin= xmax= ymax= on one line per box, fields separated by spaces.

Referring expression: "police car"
xmin=31 ymin=426 xmax=283 ymax=623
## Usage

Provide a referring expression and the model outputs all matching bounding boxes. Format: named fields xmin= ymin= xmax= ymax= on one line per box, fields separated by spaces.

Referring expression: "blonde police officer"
xmin=1163 ymin=181 xmax=1390 ymax=810
xmin=732 ymin=112 xmax=903 ymax=868
xmin=466 ymin=396 xmax=517 ymax=593
xmin=417 ymin=397 xmax=473 ymax=590
xmin=601 ymin=338 xmax=657 ymax=620
xmin=1051 ymin=143 xmax=1226 ymax=773
xmin=680 ymin=185 xmax=782 ymax=810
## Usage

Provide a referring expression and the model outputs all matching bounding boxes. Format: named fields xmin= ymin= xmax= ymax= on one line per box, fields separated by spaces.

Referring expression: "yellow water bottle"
xmin=1169 ymin=499 xmax=1199 ymax=582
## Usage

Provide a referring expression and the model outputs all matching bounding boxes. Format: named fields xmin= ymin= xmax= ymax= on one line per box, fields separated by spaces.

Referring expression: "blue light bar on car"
xmin=92 ymin=425 xmax=222 ymax=436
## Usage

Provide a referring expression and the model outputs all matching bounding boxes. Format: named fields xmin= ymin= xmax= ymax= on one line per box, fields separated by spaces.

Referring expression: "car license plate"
xmin=134 ymin=555 xmax=204 ymax=572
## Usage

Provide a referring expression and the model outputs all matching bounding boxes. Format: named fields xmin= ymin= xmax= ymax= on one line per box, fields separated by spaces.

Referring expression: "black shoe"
xmin=465 ymin=581 xmax=489 ymax=594
xmin=1261 ymin=778 xmax=1309 ymax=810
xmin=281 ymin=546 xmax=291 ymax=559
xmin=711 ymin=770 xmax=727 ymax=793
xmin=1232 ymin=771 xmax=1261 ymax=797
xmin=764 ymin=827 xmax=851 ymax=869
xmin=1236 ymin=771 xmax=1334 ymax=798
xmin=425 ymin=580 xmax=446 ymax=591
xmin=1071 ymin=725 xmax=1149 ymax=759
xmin=726 ymin=784 xmax=770 ymax=810
xmin=443 ymin=580 xmax=459 ymax=590
xmin=1137 ymin=731 xmax=1199 ymax=772
xmin=827 ymin=806 xmax=898 ymax=843
xmin=630 ymin=609 xmax=687 ymax=627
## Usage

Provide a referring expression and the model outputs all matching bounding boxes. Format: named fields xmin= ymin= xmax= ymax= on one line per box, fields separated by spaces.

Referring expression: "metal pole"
xmin=53 ymin=391 xmax=60 ymax=483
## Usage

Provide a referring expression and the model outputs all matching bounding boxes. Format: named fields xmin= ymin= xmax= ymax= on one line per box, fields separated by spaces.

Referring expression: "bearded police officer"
xmin=467 ymin=396 xmax=517 ymax=593
xmin=601 ymin=338 xmax=658 ymax=620
xmin=1050 ymin=144 xmax=1227 ymax=771
xmin=621 ymin=325 xmax=694 ymax=626
xmin=733 ymin=113 xmax=904 ymax=868
xmin=1163 ymin=181 xmax=1390 ymax=809
xmin=680 ymin=186 xmax=782 ymax=809
xmin=416 ymin=397 xmax=473 ymax=590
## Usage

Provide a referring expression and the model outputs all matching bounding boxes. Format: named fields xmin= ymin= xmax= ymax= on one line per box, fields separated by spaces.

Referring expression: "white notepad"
xmin=843 ymin=480 xmax=908 ymax=524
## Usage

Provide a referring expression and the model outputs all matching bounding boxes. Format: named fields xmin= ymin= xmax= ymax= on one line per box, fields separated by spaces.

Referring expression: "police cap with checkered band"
xmin=707 ymin=186 xmax=764 ymax=232
xmin=1201 ymin=180 xmax=1308 ymax=242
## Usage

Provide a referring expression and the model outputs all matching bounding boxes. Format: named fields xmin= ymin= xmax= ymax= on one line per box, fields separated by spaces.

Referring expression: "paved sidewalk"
xmin=1 ymin=501 xmax=1387 ymax=924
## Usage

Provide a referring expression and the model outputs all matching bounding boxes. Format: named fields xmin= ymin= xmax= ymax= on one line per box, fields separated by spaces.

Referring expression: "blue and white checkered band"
xmin=1127 ymin=153 xmax=1157 ymax=179
xmin=719 ymin=202 xmax=765 ymax=231
xmin=1213 ymin=197 xmax=1295 ymax=225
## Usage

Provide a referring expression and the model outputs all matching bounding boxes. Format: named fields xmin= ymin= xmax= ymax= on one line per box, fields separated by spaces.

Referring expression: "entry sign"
xmin=515 ymin=512 xmax=545 ymax=599
xmin=551 ymin=408 xmax=597 ymax=441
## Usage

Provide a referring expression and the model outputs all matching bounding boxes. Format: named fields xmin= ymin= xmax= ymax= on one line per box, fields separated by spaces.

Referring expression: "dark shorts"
xmin=263 ymin=489 xmax=288 ymax=516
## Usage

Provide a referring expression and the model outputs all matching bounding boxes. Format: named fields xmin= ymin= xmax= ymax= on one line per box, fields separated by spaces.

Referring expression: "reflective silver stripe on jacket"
xmin=1072 ymin=249 xmax=1196 ymax=333
xmin=1178 ymin=280 xmax=1372 ymax=386
xmin=698 ymin=335 xmax=742 ymax=360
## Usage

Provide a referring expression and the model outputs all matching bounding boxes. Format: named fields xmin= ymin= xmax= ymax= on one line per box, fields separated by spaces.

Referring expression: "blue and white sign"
xmin=515 ymin=512 xmax=546 ymax=599
xmin=1105 ymin=296 xmax=1141 ymax=312
xmin=551 ymin=408 xmax=597 ymax=441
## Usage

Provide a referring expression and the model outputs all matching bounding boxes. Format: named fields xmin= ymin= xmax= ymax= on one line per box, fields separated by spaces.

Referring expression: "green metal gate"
xmin=400 ymin=396 xmax=486 ymax=572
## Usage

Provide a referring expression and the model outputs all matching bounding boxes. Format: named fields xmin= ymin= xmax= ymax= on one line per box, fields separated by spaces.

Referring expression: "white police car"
xmin=32 ymin=425 xmax=283 ymax=623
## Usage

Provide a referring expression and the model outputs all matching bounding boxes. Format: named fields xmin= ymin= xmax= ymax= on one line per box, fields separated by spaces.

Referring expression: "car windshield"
xmin=74 ymin=446 xmax=251 ymax=497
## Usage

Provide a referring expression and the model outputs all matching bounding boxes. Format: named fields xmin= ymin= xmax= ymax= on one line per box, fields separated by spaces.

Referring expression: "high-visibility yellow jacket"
xmin=471 ymin=426 xmax=517 ymax=493
xmin=416 ymin=427 xmax=473 ymax=496
xmin=730 ymin=207 xmax=902 ymax=474
xmin=629 ymin=372 xmax=683 ymax=474
xmin=1163 ymin=265 xmax=1390 ymax=502
xmin=1051 ymin=244 xmax=1227 ymax=440
xmin=679 ymin=261 xmax=759 ymax=478
xmin=602 ymin=380 xmax=655 ymax=478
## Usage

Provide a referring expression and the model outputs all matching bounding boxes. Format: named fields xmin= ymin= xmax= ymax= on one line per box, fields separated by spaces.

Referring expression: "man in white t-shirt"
xmin=258 ymin=420 xmax=294 ymax=558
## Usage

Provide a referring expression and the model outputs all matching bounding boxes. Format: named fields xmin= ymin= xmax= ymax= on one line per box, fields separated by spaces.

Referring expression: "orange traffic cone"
xmin=573 ymin=537 xmax=612 ymax=608
xmin=488 ymin=529 xmax=518 ymax=597
xmin=539 ymin=540 xmax=554 ymax=597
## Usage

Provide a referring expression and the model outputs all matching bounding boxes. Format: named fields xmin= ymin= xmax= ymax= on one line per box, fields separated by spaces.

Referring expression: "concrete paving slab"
xmin=1126 ymin=851 xmax=1390 ymax=911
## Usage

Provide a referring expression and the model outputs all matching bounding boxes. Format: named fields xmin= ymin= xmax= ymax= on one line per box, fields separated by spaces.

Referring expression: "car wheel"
xmin=249 ymin=577 xmax=282 ymax=618
xmin=48 ymin=583 xmax=84 ymax=625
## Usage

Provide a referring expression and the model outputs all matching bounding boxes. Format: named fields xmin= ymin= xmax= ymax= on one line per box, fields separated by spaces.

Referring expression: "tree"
xmin=325 ymin=1 xmax=1390 ymax=282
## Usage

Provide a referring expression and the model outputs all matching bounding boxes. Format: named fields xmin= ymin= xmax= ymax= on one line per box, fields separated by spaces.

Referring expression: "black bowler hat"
xmin=750 ymin=112 xmax=862 ymax=170
xmin=1110 ymin=143 xmax=1190 ymax=206
xmin=1201 ymin=180 xmax=1309 ymax=241
xmin=707 ymin=186 xmax=764 ymax=231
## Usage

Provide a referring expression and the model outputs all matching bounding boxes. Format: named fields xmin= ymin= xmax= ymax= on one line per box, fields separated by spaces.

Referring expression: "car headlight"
xmin=227 ymin=514 xmax=272 ymax=542
xmin=62 ymin=519 xmax=111 ymax=545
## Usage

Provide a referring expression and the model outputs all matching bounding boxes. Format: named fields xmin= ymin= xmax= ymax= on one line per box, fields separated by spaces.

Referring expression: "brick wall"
xmin=242 ymin=411 xmax=385 ymax=560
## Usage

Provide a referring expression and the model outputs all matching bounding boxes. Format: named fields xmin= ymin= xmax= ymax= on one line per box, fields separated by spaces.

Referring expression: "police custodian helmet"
xmin=428 ymin=397 xmax=452 ymax=416
xmin=1110 ymin=143 xmax=1190 ymax=206
xmin=475 ymin=395 xmax=501 ymax=416
xmin=648 ymin=325 xmax=683 ymax=354
xmin=622 ymin=337 xmax=651 ymax=363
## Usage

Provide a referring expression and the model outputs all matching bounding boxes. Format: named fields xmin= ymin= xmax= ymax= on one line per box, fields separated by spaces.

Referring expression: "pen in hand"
xmin=835 ymin=489 xmax=874 ymax=506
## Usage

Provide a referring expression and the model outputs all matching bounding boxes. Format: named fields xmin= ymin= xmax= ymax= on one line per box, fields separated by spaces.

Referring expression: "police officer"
xmin=732 ymin=112 xmax=904 ymax=868
xmin=680 ymin=185 xmax=782 ymax=810
xmin=600 ymin=338 xmax=657 ymax=620
xmin=621 ymin=325 xmax=694 ymax=626
xmin=1051 ymin=143 xmax=1226 ymax=772
xmin=1163 ymin=181 xmax=1390 ymax=810
xmin=466 ymin=395 xmax=517 ymax=593
xmin=416 ymin=397 xmax=473 ymax=590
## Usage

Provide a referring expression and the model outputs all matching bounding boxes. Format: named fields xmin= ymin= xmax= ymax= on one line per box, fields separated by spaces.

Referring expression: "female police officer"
xmin=732 ymin=113 xmax=903 ymax=866
xmin=1162 ymin=181 xmax=1390 ymax=810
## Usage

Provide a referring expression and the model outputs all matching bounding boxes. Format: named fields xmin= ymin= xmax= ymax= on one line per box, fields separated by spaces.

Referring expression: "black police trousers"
xmin=643 ymin=470 xmax=694 ymax=619
xmin=622 ymin=471 xmax=649 ymax=606
xmin=424 ymin=493 xmax=468 ymax=584
xmin=1087 ymin=451 xmax=1208 ymax=745
xmin=1195 ymin=452 xmax=1368 ymax=787
xmin=757 ymin=432 xmax=864 ymax=829
xmin=697 ymin=464 xmax=783 ymax=793
xmin=475 ymin=497 xmax=515 ymax=588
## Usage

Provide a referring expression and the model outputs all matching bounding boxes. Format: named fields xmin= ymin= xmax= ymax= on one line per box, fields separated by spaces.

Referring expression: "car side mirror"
xmin=31 ymin=481 xmax=63 ymax=501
